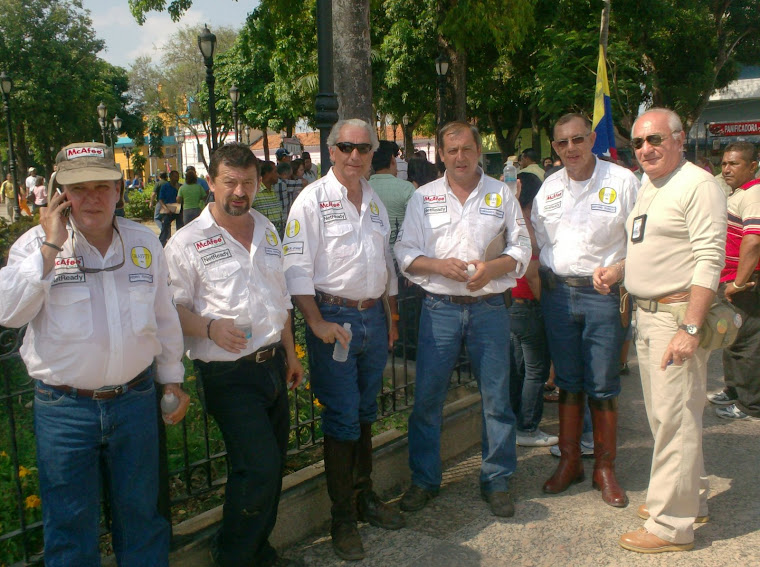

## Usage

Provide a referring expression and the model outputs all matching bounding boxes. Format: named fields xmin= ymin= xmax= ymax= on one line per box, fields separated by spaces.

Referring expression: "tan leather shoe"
xmin=619 ymin=528 xmax=694 ymax=553
xmin=637 ymin=504 xmax=709 ymax=523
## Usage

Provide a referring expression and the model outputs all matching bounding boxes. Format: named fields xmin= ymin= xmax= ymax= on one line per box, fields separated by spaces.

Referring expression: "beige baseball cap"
xmin=55 ymin=142 xmax=122 ymax=185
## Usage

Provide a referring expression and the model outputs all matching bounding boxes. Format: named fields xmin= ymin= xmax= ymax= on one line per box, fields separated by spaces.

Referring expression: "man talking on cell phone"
xmin=0 ymin=142 xmax=190 ymax=566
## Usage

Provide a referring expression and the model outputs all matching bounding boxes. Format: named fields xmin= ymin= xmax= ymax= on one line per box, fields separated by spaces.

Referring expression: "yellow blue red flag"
xmin=591 ymin=45 xmax=617 ymax=159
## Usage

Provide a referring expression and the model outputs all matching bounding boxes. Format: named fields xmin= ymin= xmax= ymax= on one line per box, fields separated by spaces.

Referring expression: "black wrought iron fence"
xmin=0 ymin=277 xmax=474 ymax=566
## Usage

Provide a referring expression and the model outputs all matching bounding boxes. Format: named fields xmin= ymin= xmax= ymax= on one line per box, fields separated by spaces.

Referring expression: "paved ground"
xmin=172 ymin=348 xmax=760 ymax=567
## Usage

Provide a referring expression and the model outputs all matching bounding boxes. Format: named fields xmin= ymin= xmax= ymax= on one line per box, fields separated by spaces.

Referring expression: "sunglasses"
xmin=335 ymin=142 xmax=373 ymax=155
xmin=553 ymin=133 xmax=590 ymax=149
xmin=630 ymin=132 xmax=680 ymax=150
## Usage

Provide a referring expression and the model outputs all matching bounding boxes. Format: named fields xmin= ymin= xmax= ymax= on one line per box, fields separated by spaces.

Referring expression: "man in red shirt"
xmin=709 ymin=142 xmax=760 ymax=420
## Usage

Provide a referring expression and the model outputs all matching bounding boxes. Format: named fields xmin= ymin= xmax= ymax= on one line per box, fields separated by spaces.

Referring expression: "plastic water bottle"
xmin=235 ymin=312 xmax=253 ymax=341
xmin=332 ymin=323 xmax=352 ymax=362
xmin=504 ymin=163 xmax=518 ymax=195
xmin=467 ymin=264 xmax=477 ymax=278
xmin=160 ymin=392 xmax=179 ymax=415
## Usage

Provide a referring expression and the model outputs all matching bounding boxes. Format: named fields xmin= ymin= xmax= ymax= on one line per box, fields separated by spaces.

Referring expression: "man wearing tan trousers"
xmin=595 ymin=108 xmax=726 ymax=553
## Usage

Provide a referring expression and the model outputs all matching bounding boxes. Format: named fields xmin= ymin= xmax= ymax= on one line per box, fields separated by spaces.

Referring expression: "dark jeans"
xmin=722 ymin=288 xmax=760 ymax=417
xmin=541 ymin=282 xmax=625 ymax=399
xmin=195 ymin=354 xmax=289 ymax=567
xmin=509 ymin=300 xmax=550 ymax=432
xmin=158 ymin=212 xmax=183 ymax=246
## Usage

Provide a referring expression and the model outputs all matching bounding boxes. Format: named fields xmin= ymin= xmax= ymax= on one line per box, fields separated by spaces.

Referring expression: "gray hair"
xmin=632 ymin=108 xmax=683 ymax=138
xmin=327 ymin=119 xmax=380 ymax=151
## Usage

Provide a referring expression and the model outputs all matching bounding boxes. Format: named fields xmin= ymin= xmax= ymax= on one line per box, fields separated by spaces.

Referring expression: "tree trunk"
xmin=262 ymin=122 xmax=270 ymax=162
xmin=531 ymin=105 xmax=540 ymax=153
xmin=332 ymin=0 xmax=372 ymax=123
xmin=450 ymin=47 xmax=467 ymax=121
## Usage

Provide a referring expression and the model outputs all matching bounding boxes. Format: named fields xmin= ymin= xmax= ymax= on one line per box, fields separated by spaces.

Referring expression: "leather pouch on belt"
xmin=619 ymin=286 xmax=631 ymax=328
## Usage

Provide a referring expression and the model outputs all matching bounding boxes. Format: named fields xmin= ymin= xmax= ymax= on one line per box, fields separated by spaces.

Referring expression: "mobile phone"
xmin=55 ymin=186 xmax=70 ymax=217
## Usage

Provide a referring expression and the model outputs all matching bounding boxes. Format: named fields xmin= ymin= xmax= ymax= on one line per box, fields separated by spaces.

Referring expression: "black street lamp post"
xmin=176 ymin=130 xmax=185 ymax=174
xmin=244 ymin=125 xmax=250 ymax=145
xmin=122 ymin=146 xmax=132 ymax=179
xmin=229 ymin=86 xmax=239 ymax=142
xmin=198 ymin=25 xmax=218 ymax=151
xmin=315 ymin=0 xmax=339 ymax=175
xmin=1 ymin=72 xmax=20 ymax=219
xmin=111 ymin=115 xmax=122 ymax=159
xmin=97 ymin=102 xmax=108 ymax=145
xmin=435 ymin=53 xmax=450 ymax=164
xmin=402 ymin=113 xmax=409 ymax=156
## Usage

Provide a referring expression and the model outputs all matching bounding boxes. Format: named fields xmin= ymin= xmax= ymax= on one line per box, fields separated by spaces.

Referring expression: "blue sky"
xmin=81 ymin=0 xmax=257 ymax=69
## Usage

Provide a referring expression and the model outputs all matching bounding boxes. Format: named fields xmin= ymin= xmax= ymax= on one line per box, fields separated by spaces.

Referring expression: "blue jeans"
xmin=306 ymin=300 xmax=388 ymax=441
xmin=541 ymin=283 xmax=624 ymax=399
xmin=194 ymin=354 xmax=289 ymax=567
xmin=509 ymin=300 xmax=550 ymax=432
xmin=33 ymin=374 xmax=169 ymax=567
xmin=409 ymin=294 xmax=516 ymax=494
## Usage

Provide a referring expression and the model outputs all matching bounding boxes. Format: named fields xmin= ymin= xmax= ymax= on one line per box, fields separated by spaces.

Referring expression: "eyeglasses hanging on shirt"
xmin=70 ymin=220 xmax=126 ymax=274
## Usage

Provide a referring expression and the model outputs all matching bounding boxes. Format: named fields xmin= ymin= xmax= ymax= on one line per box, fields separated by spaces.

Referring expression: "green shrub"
xmin=0 ymin=216 xmax=38 ymax=268
xmin=124 ymin=189 xmax=153 ymax=220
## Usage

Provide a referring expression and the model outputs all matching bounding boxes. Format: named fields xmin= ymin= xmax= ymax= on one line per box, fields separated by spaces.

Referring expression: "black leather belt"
xmin=426 ymin=292 xmax=501 ymax=305
xmin=316 ymin=291 xmax=379 ymax=311
xmin=240 ymin=343 xmax=281 ymax=363
xmin=45 ymin=367 xmax=151 ymax=400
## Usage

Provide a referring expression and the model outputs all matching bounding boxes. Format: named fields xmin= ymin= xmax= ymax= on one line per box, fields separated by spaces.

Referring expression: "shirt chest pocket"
xmin=205 ymin=260 xmax=249 ymax=309
xmin=45 ymin=286 xmax=93 ymax=340
xmin=129 ymin=285 xmax=158 ymax=336
xmin=324 ymin=223 xmax=357 ymax=259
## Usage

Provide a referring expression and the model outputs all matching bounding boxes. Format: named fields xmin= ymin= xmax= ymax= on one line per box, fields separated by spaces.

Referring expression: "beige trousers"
xmin=636 ymin=309 xmax=710 ymax=544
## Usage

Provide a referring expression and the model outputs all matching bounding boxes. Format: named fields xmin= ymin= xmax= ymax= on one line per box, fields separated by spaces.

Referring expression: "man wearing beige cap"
xmin=0 ymin=142 xmax=190 ymax=567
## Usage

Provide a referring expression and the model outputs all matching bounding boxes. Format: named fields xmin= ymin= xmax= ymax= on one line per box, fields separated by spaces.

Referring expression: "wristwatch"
xmin=679 ymin=323 xmax=700 ymax=336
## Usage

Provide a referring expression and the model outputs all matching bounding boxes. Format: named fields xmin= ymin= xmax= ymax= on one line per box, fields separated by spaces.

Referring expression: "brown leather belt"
xmin=316 ymin=291 xmax=379 ymax=311
xmin=46 ymin=367 xmax=151 ymax=400
xmin=635 ymin=291 xmax=690 ymax=313
xmin=427 ymin=292 xmax=501 ymax=305
xmin=241 ymin=343 xmax=281 ymax=363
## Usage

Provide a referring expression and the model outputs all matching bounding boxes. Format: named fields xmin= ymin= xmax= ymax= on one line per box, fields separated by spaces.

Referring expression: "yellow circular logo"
xmin=286 ymin=220 xmax=300 ymax=238
xmin=484 ymin=193 xmax=502 ymax=208
xmin=131 ymin=246 xmax=152 ymax=269
xmin=370 ymin=201 xmax=379 ymax=215
xmin=266 ymin=229 xmax=278 ymax=246
xmin=598 ymin=188 xmax=618 ymax=204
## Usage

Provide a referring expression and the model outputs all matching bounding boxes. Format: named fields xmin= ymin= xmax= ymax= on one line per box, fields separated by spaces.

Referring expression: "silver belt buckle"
xmin=357 ymin=299 xmax=368 ymax=311
xmin=93 ymin=385 xmax=123 ymax=399
xmin=255 ymin=348 xmax=271 ymax=363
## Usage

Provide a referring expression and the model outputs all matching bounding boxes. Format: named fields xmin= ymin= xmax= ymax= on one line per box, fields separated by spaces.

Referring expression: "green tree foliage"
xmin=0 ymin=0 xmax=142 ymax=175
xmin=147 ymin=115 xmax=165 ymax=158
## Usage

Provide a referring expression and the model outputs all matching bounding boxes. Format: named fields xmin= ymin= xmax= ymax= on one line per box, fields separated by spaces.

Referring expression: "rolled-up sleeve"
xmin=283 ymin=195 xmax=320 ymax=296
xmin=501 ymin=192 xmax=530 ymax=279
xmin=393 ymin=192 xmax=428 ymax=285
xmin=153 ymin=249 xmax=185 ymax=384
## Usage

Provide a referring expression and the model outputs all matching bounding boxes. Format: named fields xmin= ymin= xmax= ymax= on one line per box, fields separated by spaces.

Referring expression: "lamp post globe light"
xmin=1 ymin=71 xmax=20 ymax=219
xmin=111 ymin=115 xmax=122 ymax=158
xmin=198 ymin=24 xmax=218 ymax=151
xmin=229 ymin=85 xmax=240 ymax=142
xmin=97 ymin=102 xmax=108 ymax=144
xmin=244 ymin=124 xmax=251 ymax=145
xmin=176 ymin=130 xmax=185 ymax=174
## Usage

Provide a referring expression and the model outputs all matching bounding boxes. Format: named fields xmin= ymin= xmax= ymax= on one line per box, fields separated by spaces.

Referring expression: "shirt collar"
xmin=739 ymin=178 xmax=760 ymax=191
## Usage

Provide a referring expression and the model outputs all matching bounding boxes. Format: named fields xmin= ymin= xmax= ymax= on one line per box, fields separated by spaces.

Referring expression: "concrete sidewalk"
xmin=269 ymin=350 xmax=759 ymax=567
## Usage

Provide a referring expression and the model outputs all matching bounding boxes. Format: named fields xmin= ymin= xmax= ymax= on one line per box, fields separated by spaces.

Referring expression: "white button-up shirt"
xmin=394 ymin=169 xmax=530 ymax=295
xmin=283 ymin=169 xmax=398 ymax=300
xmin=165 ymin=207 xmax=292 ymax=362
xmin=0 ymin=218 xmax=184 ymax=388
xmin=531 ymin=158 xmax=640 ymax=276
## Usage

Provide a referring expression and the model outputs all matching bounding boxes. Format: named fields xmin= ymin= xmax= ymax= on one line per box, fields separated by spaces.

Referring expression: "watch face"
xmin=686 ymin=324 xmax=698 ymax=335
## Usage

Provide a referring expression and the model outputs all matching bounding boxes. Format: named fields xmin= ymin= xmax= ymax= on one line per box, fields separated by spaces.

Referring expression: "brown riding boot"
xmin=543 ymin=390 xmax=586 ymax=494
xmin=354 ymin=423 xmax=405 ymax=530
xmin=323 ymin=436 xmax=365 ymax=561
xmin=589 ymin=397 xmax=628 ymax=508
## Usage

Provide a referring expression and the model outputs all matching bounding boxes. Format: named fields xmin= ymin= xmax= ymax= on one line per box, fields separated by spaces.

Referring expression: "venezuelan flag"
xmin=591 ymin=45 xmax=618 ymax=160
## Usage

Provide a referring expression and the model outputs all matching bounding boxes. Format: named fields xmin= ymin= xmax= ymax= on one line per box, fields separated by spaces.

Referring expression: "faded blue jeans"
xmin=409 ymin=294 xmax=517 ymax=495
xmin=33 ymin=373 xmax=169 ymax=567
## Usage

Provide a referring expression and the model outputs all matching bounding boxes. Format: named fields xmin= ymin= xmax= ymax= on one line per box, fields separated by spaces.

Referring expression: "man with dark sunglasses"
xmin=532 ymin=113 xmax=639 ymax=509
xmin=0 ymin=142 xmax=190 ymax=567
xmin=283 ymin=119 xmax=403 ymax=561
xmin=605 ymin=108 xmax=726 ymax=553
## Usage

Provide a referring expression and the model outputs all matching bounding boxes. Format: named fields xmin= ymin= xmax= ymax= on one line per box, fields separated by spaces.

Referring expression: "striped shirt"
xmin=252 ymin=186 xmax=285 ymax=225
xmin=721 ymin=178 xmax=760 ymax=282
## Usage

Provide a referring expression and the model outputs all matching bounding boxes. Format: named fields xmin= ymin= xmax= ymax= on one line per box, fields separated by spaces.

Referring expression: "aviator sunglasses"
xmin=631 ymin=131 xmax=681 ymax=150
xmin=335 ymin=142 xmax=373 ymax=154
xmin=553 ymin=133 xmax=590 ymax=149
